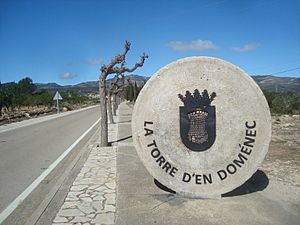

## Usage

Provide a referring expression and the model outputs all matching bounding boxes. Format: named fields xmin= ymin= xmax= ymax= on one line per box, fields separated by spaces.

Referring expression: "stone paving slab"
xmin=52 ymin=147 xmax=116 ymax=225
xmin=52 ymin=117 xmax=118 ymax=225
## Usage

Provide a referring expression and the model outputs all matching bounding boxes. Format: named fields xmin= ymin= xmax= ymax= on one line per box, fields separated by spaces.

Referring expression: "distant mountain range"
xmin=252 ymin=75 xmax=300 ymax=93
xmin=36 ymin=75 xmax=149 ymax=94
xmin=35 ymin=74 xmax=299 ymax=94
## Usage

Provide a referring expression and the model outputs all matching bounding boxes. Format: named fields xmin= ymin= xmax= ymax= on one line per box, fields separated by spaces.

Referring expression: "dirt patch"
xmin=260 ymin=115 xmax=300 ymax=187
xmin=0 ymin=103 xmax=95 ymax=126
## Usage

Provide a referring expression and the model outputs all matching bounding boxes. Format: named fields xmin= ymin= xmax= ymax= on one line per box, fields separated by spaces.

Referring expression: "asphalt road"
xmin=0 ymin=106 xmax=100 ymax=213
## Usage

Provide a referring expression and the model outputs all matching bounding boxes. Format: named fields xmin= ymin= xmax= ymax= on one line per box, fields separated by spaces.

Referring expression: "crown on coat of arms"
xmin=178 ymin=89 xmax=216 ymax=108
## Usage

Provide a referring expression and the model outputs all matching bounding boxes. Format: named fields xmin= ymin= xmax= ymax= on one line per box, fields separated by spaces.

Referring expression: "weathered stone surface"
xmin=70 ymin=216 xmax=91 ymax=223
xmin=53 ymin=216 xmax=69 ymax=223
xmin=92 ymin=213 xmax=115 ymax=224
xmin=132 ymin=56 xmax=272 ymax=198
xmin=77 ymin=203 xmax=95 ymax=214
xmin=57 ymin=209 xmax=85 ymax=217
xmin=106 ymin=182 xmax=116 ymax=189
xmin=105 ymin=193 xmax=116 ymax=205
xmin=105 ymin=204 xmax=116 ymax=212
xmin=71 ymin=185 xmax=88 ymax=191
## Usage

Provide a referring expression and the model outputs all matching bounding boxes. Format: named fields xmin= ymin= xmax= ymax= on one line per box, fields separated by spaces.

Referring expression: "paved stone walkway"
xmin=52 ymin=119 xmax=118 ymax=225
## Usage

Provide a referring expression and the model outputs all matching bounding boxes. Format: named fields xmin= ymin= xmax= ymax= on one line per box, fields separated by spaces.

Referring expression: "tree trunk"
xmin=99 ymin=76 xmax=108 ymax=147
xmin=118 ymin=95 xmax=122 ymax=105
xmin=107 ymin=92 xmax=114 ymax=124
xmin=113 ymin=94 xmax=117 ymax=116
xmin=133 ymin=85 xmax=137 ymax=102
xmin=117 ymin=95 xmax=121 ymax=106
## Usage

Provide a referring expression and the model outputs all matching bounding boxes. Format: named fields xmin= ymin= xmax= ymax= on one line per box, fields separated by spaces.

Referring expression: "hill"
xmin=34 ymin=75 xmax=299 ymax=94
xmin=35 ymin=82 xmax=63 ymax=90
xmin=35 ymin=75 xmax=149 ymax=94
xmin=252 ymin=75 xmax=300 ymax=93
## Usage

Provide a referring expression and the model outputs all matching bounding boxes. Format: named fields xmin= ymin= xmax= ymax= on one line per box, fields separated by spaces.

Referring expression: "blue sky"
xmin=0 ymin=0 xmax=299 ymax=85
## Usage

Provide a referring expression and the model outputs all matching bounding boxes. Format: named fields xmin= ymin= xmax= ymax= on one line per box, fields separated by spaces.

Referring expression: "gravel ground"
xmin=261 ymin=115 xmax=300 ymax=187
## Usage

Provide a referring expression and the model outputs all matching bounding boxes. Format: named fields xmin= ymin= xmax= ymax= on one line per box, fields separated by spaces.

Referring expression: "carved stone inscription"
xmin=132 ymin=56 xmax=271 ymax=198
xmin=144 ymin=120 xmax=257 ymax=185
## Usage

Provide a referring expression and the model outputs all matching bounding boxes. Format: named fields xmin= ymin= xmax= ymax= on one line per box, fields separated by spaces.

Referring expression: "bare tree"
xmin=114 ymin=75 xmax=128 ymax=115
xmin=99 ymin=41 xmax=148 ymax=147
xmin=107 ymin=74 xmax=126 ymax=124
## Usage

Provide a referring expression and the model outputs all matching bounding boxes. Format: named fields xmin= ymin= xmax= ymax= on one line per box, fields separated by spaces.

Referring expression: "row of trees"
xmin=125 ymin=82 xmax=143 ymax=102
xmin=0 ymin=77 xmax=47 ymax=115
xmin=0 ymin=77 xmax=93 ymax=116
xmin=98 ymin=40 xmax=148 ymax=146
xmin=263 ymin=90 xmax=300 ymax=115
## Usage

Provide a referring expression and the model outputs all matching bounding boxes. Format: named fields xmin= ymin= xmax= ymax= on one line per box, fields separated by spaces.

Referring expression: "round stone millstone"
xmin=132 ymin=56 xmax=271 ymax=198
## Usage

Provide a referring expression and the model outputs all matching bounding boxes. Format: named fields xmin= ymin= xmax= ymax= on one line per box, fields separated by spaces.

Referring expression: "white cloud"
xmin=166 ymin=39 xmax=217 ymax=51
xmin=232 ymin=44 xmax=260 ymax=52
xmin=87 ymin=58 xmax=103 ymax=65
xmin=60 ymin=72 xmax=76 ymax=79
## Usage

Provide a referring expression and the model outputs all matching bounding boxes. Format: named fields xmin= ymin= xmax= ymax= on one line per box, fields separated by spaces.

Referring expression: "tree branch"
xmin=123 ymin=40 xmax=131 ymax=56
xmin=100 ymin=40 xmax=132 ymax=78
xmin=111 ymin=53 xmax=148 ymax=74
xmin=108 ymin=74 xmax=126 ymax=94
xmin=99 ymin=41 xmax=148 ymax=83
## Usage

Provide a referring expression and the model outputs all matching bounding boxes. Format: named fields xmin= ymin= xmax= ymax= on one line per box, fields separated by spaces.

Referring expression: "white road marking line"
xmin=0 ymin=118 xmax=100 ymax=224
